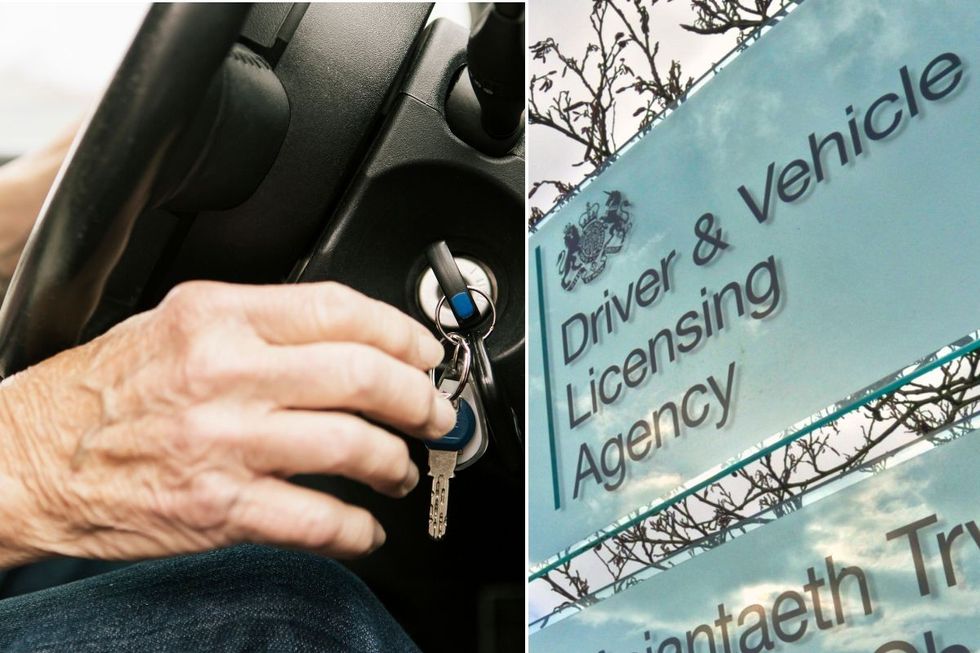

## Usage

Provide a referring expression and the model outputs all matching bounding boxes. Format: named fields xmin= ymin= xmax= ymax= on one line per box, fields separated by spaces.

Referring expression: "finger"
xmin=234 ymin=282 xmax=443 ymax=370
xmin=243 ymin=411 xmax=419 ymax=497
xmin=229 ymin=477 xmax=385 ymax=559
xmin=258 ymin=342 xmax=456 ymax=438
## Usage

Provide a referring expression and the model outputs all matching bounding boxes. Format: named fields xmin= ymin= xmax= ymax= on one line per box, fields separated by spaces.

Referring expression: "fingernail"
xmin=400 ymin=463 xmax=420 ymax=495
xmin=371 ymin=522 xmax=387 ymax=550
xmin=419 ymin=333 xmax=445 ymax=368
xmin=431 ymin=394 xmax=457 ymax=437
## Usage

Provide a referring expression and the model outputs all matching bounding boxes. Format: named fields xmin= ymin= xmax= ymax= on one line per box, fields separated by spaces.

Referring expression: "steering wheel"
xmin=0 ymin=4 xmax=250 ymax=377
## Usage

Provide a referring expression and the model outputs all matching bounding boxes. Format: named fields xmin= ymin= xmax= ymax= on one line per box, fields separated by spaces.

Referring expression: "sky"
xmin=532 ymin=430 xmax=980 ymax=651
xmin=528 ymin=0 xmax=741 ymax=216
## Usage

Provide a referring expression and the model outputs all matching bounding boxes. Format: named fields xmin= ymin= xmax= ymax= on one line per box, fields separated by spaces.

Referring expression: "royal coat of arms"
xmin=556 ymin=191 xmax=633 ymax=291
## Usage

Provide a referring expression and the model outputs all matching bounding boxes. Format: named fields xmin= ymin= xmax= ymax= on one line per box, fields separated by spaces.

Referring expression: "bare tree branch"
xmin=683 ymin=0 xmax=776 ymax=38
xmin=528 ymin=0 xmax=701 ymax=226
xmin=534 ymin=349 xmax=980 ymax=616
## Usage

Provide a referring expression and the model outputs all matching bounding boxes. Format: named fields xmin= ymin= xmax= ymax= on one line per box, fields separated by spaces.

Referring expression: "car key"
xmin=464 ymin=329 xmax=524 ymax=473
xmin=425 ymin=258 xmax=524 ymax=473
xmin=427 ymin=397 xmax=476 ymax=539
xmin=431 ymin=373 xmax=488 ymax=470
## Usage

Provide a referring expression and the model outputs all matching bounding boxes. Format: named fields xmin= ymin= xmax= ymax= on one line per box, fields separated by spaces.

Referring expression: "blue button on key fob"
xmin=428 ymin=398 xmax=476 ymax=451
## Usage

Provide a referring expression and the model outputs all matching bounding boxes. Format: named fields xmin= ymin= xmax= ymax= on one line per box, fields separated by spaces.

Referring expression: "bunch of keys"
xmin=427 ymin=332 xmax=476 ymax=540
xmin=426 ymin=282 xmax=498 ymax=540
xmin=422 ymin=241 xmax=522 ymax=538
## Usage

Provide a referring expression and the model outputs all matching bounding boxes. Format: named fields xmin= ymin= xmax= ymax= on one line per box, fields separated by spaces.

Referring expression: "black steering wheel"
xmin=0 ymin=4 xmax=250 ymax=377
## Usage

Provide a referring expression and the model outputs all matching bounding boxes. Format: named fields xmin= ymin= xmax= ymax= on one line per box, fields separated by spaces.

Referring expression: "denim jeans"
xmin=0 ymin=546 xmax=421 ymax=652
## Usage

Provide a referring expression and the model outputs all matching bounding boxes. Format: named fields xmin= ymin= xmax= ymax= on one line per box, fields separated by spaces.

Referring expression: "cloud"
xmin=827 ymin=585 xmax=980 ymax=653
xmin=802 ymin=471 xmax=933 ymax=575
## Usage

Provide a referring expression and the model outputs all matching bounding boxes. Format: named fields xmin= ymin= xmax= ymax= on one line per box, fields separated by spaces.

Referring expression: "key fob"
xmin=465 ymin=332 xmax=522 ymax=472
xmin=455 ymin=384 xmax=489 ymax=471
xmin=427 ymin=398 xmax=477 ymax=451
xmin=430 ymin=377 xmax=488 ymax=469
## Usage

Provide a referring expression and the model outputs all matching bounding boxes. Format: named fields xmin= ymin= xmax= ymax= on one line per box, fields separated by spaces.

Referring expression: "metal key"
xmin=427 ymin=398 xmax=476 ymax=539
xmin=428 ymin=276 xmax=521 ymax=472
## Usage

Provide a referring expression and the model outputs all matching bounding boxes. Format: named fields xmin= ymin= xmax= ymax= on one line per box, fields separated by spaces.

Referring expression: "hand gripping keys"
xmin=423 ymin=242 xmax=505 ymax=539
xmin=426 ymin=333 xmax=476 ymax=540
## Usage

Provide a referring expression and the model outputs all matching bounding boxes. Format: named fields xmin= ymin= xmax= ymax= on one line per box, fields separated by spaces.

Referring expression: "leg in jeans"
xmin=0 ymin=545 xmax=420 ymax=652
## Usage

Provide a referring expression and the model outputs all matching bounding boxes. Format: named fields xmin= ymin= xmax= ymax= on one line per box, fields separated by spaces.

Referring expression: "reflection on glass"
xmin=530 ymin=339 xmax=980 ymax=629
xmin=531 ymin=425 xmax=980 ymax=651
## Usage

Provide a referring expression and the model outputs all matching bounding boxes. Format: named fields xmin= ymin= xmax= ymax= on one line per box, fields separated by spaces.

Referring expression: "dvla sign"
xmin=558 ymin=51 xmax=964 ymax=502
xmin=556 ymin=191 xmax=634 ymax=291
xmin=737 ymin=52 xmax=963 ymax=223
xmin=528 ymin=0 xmax=980 ymax=565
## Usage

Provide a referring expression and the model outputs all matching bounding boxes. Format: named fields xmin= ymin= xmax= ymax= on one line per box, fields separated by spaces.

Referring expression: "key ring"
xmin=428 ymin=332 xmax=471 ymax=403
xmin=432 ymin=286 xmax=496 ymax=342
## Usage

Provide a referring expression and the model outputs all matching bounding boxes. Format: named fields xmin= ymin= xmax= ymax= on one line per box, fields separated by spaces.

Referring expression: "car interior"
xmin=0 ymin=4 xmax=524 ymax=651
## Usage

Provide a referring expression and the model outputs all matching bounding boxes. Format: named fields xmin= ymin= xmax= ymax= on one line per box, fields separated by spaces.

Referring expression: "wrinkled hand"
xmin=0 ymin=281 xmax=455 ymax=567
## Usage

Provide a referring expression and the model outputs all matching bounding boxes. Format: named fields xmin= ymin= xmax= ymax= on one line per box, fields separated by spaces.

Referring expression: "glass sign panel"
xmin=528 ymin=0 xmax=980 ymax=563
xmin=530 ymin=428 xmax=980 ymax=652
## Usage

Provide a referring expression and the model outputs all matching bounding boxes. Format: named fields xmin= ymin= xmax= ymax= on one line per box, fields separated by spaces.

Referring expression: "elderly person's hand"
xmin=0 ymin=122 xmax=78 ymax=278
xmin=0 ymin=281 xmax=455 ymax=567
